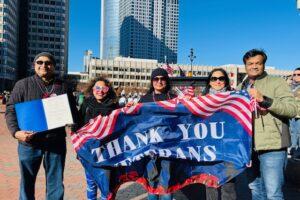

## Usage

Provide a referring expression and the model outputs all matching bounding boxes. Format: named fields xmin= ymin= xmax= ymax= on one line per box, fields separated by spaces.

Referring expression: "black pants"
xmin=206 ymin=179 xmax=236 ymax=200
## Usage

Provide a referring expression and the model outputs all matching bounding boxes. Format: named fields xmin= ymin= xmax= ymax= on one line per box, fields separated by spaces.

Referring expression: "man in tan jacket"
xmin=238 ymin=49 xmax=297 ymax=200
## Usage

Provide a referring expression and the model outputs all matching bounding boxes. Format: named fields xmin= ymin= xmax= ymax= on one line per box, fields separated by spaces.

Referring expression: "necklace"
xmin=35 ymin=76 xmax=55 ymax=98
xmin=152 ymin=92 xmax=170 ymax=102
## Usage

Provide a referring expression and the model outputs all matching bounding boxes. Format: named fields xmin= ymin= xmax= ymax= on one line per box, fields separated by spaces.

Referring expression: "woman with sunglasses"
xmin=202 ymin=68 xmax=232 ymax=95
xmin=139 ymin=68 xmax=176 ymax=200
xmin=139 ymin=68 xmax=176 ymax=103
xmin=79 ymin=77 xmax=119 ymax=200
xmin=202 ymin=68 xmax=236 ymax=200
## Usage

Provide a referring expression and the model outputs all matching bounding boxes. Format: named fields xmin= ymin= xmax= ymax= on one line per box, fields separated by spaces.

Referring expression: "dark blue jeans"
xmin=85 ymin=169 xmax=98 ymax=200
xmin=290 ymin=118 xmax=300 ymax=149
xmin=247 ymin=150 xmax=287 ymax=200
xmin=18 ymin=141 xmax=66 ymax=200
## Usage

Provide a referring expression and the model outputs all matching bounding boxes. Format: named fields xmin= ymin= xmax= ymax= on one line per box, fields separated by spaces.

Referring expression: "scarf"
xmin=209 ymin=87 xmax=227 ymax=95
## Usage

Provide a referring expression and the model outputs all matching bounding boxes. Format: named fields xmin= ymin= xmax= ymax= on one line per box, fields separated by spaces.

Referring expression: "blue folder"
xmin=15 ymin=94 xmax=73 ymax=132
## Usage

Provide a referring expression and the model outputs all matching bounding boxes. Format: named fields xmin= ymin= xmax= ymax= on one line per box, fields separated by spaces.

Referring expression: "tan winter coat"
xmin=238 ymin=72 xmax=297 ymax=151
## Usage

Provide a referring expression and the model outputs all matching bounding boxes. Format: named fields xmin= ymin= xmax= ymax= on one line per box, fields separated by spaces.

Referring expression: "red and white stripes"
xmin=71 ymin=103 xmax=143 ymax=151
xmin=180 ymin=92 xmax=252 ymax=135
xmin=71 ymin=92 xmax=253 ymax=151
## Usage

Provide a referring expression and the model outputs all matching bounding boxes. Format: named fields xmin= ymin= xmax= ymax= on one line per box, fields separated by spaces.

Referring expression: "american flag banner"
xmin=160 ymin=64 xmax=195 ymax=97
xmin=161 ymin=63 xmax=174 ymax=76
xmin=71 ymin=91 xmax=253 ymax=200
xmin=181 ymin=85 xmax=195 ymax=97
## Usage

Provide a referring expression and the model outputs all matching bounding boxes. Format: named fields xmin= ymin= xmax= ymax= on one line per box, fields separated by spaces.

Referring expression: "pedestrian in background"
xmin=289 ymin=67 xmax=300 ymax=158
xmin=127 ymin=92 xmax=133 ymax=103
xmin=76 ymin=91 xmax=85 ymax=109
xmin=118 ymin=90 xmax=127 ymax=107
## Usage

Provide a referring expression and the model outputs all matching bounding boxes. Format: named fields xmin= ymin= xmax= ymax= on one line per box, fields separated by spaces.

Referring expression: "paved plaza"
xmin=0 ymin=105 xmax=300 ymax=200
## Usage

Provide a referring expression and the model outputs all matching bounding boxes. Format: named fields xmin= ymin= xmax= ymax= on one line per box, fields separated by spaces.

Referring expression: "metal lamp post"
xmin=188 ymin=48 xmax=196 ymax=77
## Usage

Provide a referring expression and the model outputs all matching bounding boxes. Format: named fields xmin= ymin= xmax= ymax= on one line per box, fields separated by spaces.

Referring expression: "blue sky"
xmin=68 ymin=0 xmax=300 ymax=72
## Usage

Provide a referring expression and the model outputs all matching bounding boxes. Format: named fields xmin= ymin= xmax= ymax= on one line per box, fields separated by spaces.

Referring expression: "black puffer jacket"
xmin=79 ymin=96 xmax=119 ymax=126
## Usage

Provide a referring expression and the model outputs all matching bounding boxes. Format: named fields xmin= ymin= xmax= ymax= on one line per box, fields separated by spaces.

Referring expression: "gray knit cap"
xmin=33 ymin=52 xmax=56 ymax=66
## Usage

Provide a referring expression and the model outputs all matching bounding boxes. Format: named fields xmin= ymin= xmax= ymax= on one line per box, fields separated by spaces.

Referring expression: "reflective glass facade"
xmin=119 ymin=0 xmax=178 ymax=64
xmin=0 ymin=0 xmax=69 ymax=91
xmin=0 ymin=0 xmax=19 ymax=91
xmin=100 ymin=0 xmax=120 ymax=59
xmin=25 ymin=0 xmax=69 ymax=76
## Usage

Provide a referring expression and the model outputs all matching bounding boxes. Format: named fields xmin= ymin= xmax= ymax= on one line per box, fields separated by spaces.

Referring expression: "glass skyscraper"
xmin=100 ymin=0 xmax=179 ymax=64
xmin=0 ymin=0 xmax=19 ymax=90
xmin=19 ymin=0 xmax=69 ymax=77
xmin=0 ymin=0 xmax=68 ymax=91
xmin=100 ymin=0 xmax=120 ymax=59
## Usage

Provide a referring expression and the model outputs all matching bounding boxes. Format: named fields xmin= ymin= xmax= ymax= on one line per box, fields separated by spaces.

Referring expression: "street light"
xmin=188 ymin=48 xmax=196 ymax=77
xmin=297 ymin=0 xmax=300 ymax=10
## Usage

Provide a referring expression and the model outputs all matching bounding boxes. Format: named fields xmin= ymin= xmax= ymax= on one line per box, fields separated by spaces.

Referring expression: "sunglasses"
xmin=36 ymin=60 xmax=53 ymax=66
xmin=293 ymin=74 xmax=300 ymax=77
xmin=153 ymin=77 xmax=167 ymax=82
xmin=93 ymin=86 xmax=109 ymax=93
xmin=210 ymin=76 xmax=226 ymax=82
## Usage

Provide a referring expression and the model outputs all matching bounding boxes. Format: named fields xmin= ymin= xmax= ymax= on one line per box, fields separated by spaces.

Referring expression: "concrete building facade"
xmin=87 ymin=56 xmax=158 ymax=88
xmin=74 ymin=52 xmax=292 ymax=90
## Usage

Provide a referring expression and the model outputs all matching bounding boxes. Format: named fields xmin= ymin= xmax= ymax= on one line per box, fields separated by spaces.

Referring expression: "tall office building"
xmin=0 ymin=0 xmax=69 ymax=91
xmin=100 ymin=0 xmax=179 ymax=64
xmin=100 ymin=0 xmax=120 ymax=59
xmin=18 ymin=0 xmax=69 ymax=78
xmin=119 ymin=0 xmax=179 ymax=63
xmin=0 ymin=0 xmax=19 ymax=91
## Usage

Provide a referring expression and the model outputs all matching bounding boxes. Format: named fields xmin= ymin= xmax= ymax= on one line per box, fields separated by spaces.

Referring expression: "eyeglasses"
xmin=293 ymin=74 xmax=300 ymax=77
xmin=210 ymin=76 xmax=226 ymax=82
xmin=36 ymin=60 xmax=53 ymax=66
xmin=93 ymin=86 xmax=109 ymax=93
xmin=153 ymin=77 xmax=167 ymax=82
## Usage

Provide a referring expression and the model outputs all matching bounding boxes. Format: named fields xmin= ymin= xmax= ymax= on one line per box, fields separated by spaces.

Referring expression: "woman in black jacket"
xmin=79 ymin=77 xmax=118 ymax=124
xmin=202 ymin=68 xmax=236 ymax=200
xmin=139 ymin=68 xmax=176 ymax=103
xmin=79 ymin=76 xmax=119 ymax=200
xmin=139 ymin=68 xmax=176 ymax=200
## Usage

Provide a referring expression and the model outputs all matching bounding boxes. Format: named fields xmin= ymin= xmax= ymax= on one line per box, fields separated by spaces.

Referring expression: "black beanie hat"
xmin=33 ymin=52 xmax=56 ymax=67
xmin=151 ymin=68 xmax=169 ymax=80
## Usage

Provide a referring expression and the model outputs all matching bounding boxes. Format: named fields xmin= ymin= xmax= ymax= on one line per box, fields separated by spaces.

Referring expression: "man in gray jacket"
xmin=238 ymin=49 xmax=297 ymax=200
xmin=5 ymin=52 xmax=67 ymax=200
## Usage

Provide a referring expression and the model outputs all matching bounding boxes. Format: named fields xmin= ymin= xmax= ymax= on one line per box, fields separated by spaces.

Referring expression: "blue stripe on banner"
xmin=15 ymin=99 xmax=48 ymax=132
xmin=73 ymin=91 xmax=253 ymax=199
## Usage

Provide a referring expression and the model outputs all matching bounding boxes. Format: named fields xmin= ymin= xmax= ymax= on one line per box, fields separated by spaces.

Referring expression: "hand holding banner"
xmin=71 ymin=91 xmax=253 ymax=200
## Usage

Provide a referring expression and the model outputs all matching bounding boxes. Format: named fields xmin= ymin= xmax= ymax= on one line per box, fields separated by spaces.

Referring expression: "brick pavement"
xmin=0 ymin=106 xmax=149 ymax=200
xmin=1 ymin=104 xmax=300 ymax=200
